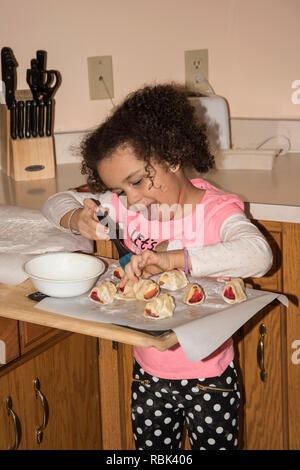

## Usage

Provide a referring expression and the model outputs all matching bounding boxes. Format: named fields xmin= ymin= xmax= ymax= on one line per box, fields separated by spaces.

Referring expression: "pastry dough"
xmin=144 ymin=294 xmax=175 ymax=320
xmin=112 ymin=265 xmax=125 ymax=280
xmin=158 ymin=270 xmax=188 ymax=291
xmin=133 ymin=279 xmax=159 ymax=301
xmin=116 ymin=279 xmax=136 ymax=301
xmin=183 ymin=283 xmax=205 ymax=305
xmin=222 ymin=278 xmax=247 ymax=304
xmin=89 ymin=281 xmax=117 ymax=305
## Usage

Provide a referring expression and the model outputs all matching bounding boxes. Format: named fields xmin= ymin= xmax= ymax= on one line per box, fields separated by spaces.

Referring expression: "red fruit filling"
xmin=145 ymin=309 xmax=159 ymax=318
xmin=224 ymin=286 xmax=236 ymax=300
xmin=119 ymin=286 xmax=125 ymax=292
xmin=114 ymin=270 xmax=121 ymax=279
xmin=144 ymin=287 xmax=158 ymax=299
xmin=189 ymin=290 xmax=203 ymax=304
xmin=91 ymin=291 xmax=102 ymax=302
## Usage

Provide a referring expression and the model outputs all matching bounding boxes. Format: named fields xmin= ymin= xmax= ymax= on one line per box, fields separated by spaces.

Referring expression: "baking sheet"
xmin=35 ymin=262 xmax=288 ymax=361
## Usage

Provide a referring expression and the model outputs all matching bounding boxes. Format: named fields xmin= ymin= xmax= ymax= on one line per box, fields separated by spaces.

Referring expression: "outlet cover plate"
xmin=185 ymin=49 xmax=208 ymax=93
xmin=87 ymin=56 xmax=114 ymax=100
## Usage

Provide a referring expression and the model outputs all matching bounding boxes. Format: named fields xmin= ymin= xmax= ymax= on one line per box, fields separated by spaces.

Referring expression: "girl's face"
xmin=97 ymin=145 xmax=182 ymax=214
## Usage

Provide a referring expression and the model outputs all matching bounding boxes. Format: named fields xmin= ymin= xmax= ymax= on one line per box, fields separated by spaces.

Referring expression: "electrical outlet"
xmin=185 ymin=49 xmax=209 ymax=93
xmin=87 ymin=56 xmax=114 ymax=100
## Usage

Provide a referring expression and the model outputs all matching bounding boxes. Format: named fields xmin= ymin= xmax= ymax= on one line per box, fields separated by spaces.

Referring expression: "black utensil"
xmin=1 ymin=47 xmax=17 ymax=109
xmin=31 ymin=100 xmax=38 ymax=137
xmin=17 ymin=100 xmax=24 ymax=139
xmin=10 ymin=100 xmax=17 ymax=139
xmin=45 ymin=97 xmax=52 ymax=136
xmin=25 ymin=100 xmax=31 ymax=138
xmin=38 ymin=101 xmax=45 ymax=137
xmin=96 ymin=207 xmax=133 ymax=269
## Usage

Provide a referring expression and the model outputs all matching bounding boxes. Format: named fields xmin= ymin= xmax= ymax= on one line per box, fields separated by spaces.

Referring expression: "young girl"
xmin=42 ymin=84 xmax=273 ymax=450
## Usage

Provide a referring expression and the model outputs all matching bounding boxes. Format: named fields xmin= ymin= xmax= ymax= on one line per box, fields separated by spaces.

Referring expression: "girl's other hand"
xmin=76 ymin=199 xmax=110 ymax=240
xmin=119 ymin=250 xmax=174 ymax=288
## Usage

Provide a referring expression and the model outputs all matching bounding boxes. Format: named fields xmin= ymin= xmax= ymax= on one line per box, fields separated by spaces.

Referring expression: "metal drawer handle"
xmin=6 ymin=396 xmax=22 ymax=450
xmin=257 ymin=323 xmax=267 ymax=382
xmin=34 ymin=378 xmax=49 ymax=444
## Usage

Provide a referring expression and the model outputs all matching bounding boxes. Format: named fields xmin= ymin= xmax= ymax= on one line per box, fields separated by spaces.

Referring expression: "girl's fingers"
xmin=83 ymin=198 xmax=100 ymax=222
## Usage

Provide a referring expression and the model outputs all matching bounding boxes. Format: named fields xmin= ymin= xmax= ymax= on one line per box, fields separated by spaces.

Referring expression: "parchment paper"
xmin=0 ymin=205 xmax=93 ymax=285
xmin=35 ymin=262 xmax=288 ymax=361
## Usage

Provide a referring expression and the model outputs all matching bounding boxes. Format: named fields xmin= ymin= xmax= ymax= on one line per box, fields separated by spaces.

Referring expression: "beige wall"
xmin=1 ymin=0 xmax=299 ymax=132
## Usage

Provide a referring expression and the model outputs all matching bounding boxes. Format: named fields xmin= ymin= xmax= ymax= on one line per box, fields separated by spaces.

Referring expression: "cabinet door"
xmin=32 ymin=333 xmax=101 ymax=450
xmin=98 ymin=339 xmax=135 ymax=450
xmin=0 ymin=374 xmax=19 ymax=450
xmin=240 ymin=223 xmax=287 ymax=449
xmin=0 ymin=333 xmax=101 ymax=450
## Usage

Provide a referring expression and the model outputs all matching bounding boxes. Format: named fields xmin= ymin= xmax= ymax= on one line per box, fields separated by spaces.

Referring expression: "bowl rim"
xmin=24 ymin=252 xmax=106 ymax=282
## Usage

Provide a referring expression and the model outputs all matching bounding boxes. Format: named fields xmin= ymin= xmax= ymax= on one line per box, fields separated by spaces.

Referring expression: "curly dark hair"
xmin=81 ymin=83 xmax=214 ymax=193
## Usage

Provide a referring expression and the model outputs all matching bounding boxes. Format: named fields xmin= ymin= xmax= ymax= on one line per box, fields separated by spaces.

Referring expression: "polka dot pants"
xmin=131 ymin=360 xmax=240 ymax=450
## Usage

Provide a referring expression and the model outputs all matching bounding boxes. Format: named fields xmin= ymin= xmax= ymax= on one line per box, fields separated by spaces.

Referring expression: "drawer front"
xmin=19 ymin=322 xmax=64 ymax=355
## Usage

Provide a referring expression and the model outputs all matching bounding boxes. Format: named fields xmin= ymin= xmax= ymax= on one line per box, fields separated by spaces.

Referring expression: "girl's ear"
xmin=168 ymin=163 xmax=180 ymax=173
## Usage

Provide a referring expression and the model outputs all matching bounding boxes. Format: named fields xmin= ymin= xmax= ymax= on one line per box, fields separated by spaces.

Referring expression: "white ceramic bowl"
xmin=24 ymin=252 xmax=105 ymax=298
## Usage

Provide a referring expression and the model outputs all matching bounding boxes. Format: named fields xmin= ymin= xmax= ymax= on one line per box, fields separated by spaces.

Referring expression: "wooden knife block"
xmin=0 ymin=103 xmax=56 ymax=181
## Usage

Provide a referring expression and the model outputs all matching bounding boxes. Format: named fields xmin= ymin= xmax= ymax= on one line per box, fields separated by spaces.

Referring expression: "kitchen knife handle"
xmin=25 ymin=100 xmax=31 ymax=138
xmin=31 ymin=100 xmax=38 ymax=137
xmin=17 ymin=101 xmax=24 ymax=139
xmin=45 ymin=98 xmax=52 ymax=136
xmin=38 ymin=102 xmax=44 ymax=137
xmin=36 ymin=50 xmax=46 ymax=71
xmin=10 ymin=100 xmax=17 ymax=140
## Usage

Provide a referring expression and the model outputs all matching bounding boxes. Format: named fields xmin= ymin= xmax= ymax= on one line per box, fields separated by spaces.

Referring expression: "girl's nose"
xmin=127 ymin=188 xmax=142 ymax=208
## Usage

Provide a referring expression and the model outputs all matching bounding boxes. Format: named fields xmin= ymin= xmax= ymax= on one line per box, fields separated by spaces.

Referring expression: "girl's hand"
xmin=71 ymin=199 xmax=110 ymax=240
xmin=119 ymin=250 xmax=174 ymax=287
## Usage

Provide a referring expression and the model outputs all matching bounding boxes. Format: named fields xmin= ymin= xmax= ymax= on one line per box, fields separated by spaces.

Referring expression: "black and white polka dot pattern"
xmin=131 ymin=360 xmax=240 ymax=450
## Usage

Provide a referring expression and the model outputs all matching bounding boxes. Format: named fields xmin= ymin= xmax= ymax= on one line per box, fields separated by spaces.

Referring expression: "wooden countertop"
xmin=0 ymin=275 xmax=178 ymax=351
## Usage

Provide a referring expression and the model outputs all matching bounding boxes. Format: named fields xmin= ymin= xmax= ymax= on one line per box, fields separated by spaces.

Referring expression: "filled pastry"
xmin=133 ymin=279 xmax=159 ymax=301
xmin=89 ymin=281 xmax=117 ymax=305
xmin=116 ymin=279 xmax=136 ymax=301
xmin=112 ymin=265 xmax=125 ymax=280
xmin=144 ymin=294 xmax=175 ymax=320
xmin=158 ymin=270 xmax=188 ymax=291
xmin=222 ymin=278 xmax=247 ymax=304
xmin=183 ymin=283 xmax=205 ymax=305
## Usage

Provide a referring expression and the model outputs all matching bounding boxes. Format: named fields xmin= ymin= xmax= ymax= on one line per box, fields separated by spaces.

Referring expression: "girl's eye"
xmin=132 ymin=178 xmax=143 ymax=186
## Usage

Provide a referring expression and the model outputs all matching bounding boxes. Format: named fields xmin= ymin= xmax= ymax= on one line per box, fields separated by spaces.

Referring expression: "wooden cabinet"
xmin=0 ymin=219 xmax=298 ymax=450
xmin=98 ymin=339 xmax=135 ymax=450
xmin=0 ymin=333 xmax=101 ymax=450
xmin=0 ymin=318 xmax=20 ymax=366
xmin=237 ymin=220 xmax=299 ymax=450
xmin=95 ymin=219 xmax=300 ymax=451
